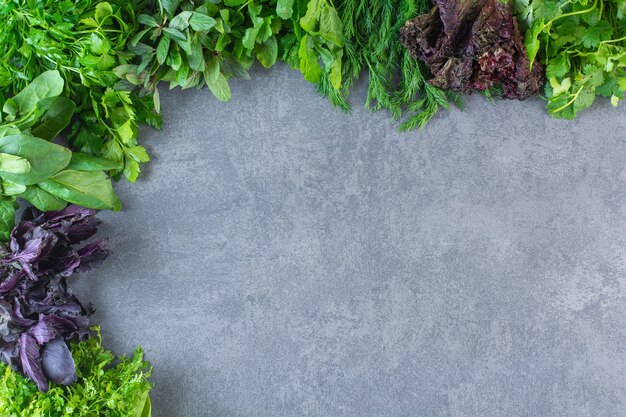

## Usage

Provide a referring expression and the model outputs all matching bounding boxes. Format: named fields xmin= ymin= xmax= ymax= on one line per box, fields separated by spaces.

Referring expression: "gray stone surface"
xmin=74 ymin=64 xmax=626 ymax=417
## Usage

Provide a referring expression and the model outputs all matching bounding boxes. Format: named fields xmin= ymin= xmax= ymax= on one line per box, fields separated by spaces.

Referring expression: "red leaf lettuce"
xmin=400 ymin=0 xmax=544 ymax=99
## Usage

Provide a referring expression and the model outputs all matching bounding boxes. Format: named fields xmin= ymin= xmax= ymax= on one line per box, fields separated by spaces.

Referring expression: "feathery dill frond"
xmin=321 ymin=0 xmax=451 ymax=130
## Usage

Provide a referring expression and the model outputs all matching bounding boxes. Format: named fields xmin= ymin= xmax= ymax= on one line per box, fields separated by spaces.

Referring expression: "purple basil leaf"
xmin=0 ymin=300 xmax=11 ymax=337
xmin=12 ymin=301 xmax=36 ymax=327
xmin=41 ymin=337 xmax=77 ymax=386
xmin=75 ymin=240 xmax=110 ymax=271
xmin=0 ymin=269 xmax=26 ymax=293
xmin=19 ymin=333 xmax=48 ymax=392
xmin=0 ymin=205 xmax=107 ymax=390
xmin=29 ymin=314 xmax=77 ymax=345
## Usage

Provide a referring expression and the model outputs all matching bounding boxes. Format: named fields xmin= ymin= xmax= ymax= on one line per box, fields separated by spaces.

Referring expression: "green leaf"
xmin=90 ymin=33 xmax=111 ymax=55
xmin=189 ymin=13 xmax=216 ymax=31
xmin=163 ymin=27 xmax=187 ymax=42
xmin=138 ymin=14 xmax=159 ymax=27
xmin=222 ymin=57 xmax=250 ymax=80
xmin=157 ymin=37 xmax=171 ymax=65
xmin=0 ymin=154 xmax=30 ymax=174
xmin=277 ymin=0 xmax=295 ymax=19
xmin=0 ymin=135 xmax=71 ymax=185
xmin=95 ymin=2 xmax=113 ymax=22
xmin=8 ymin=70 xmax=64 ymax=115
xmin=329 ymin=58 xmax=342 ymax=90
xmin=136 ymin=391 xmax=152 ymax=417
xmin=38 ymin=170 xmax=122 ymax=211
xmin=524 ymin=21 xmax=544 ymax=69
xmin=255 ymin=36 xmax=278 ymax=68
xmin=546 ymin=54 xmax=569 ymax=79
xmin=549 ymin=77 xmax=571 ymax=96
xmin=573 ymin=86 xmax=596 ymax=113
xmin=1 ymin=179 xmax=26 ymax=196
xmin=159 ymin=0 xmax=179 ymax=17
xmin=204 ymin=56 xmax=220 ymax=84
xmin=298 ymin=35 xmax=322 ymax=83
xmin=206 ymin=72 xmax=232 ymax=102
xmin=0 ymin=197 xmax=17 ymax=242
xmin=67 ymin=153 xmax=124 ymax=171
xmin=319 ymin=4 xmax=344 ymax=46
xmin=102 ymin=140 xmax=124 ymax=163
xmin=300 ymin=0 xmax=321 ymax=32
xmin=127 ymin=146 xmax=150 ymax=163
xmin=242 ymin=16 xmax=264 ymax=49
xmin=30 ymin=97 xmax=76 ymax=141
xmin=581 ymin=21 xmax=612 ymax=48
xmin=116 ymin=119 xmax=137 ymax=145
xmin=124 ymin=159 xmax=141 ymax=182
xmin=153 ymin=86 xmax=161 ymax=114
xmin=169 ymin=11 xmax=192 ymax=31
xmin=2 ymin=99 xmax=17 ymax=120
xmin=188 ymin=37 xmax=205 ymax=72
xmin=19 ymin=185 xmax=67 ymax=211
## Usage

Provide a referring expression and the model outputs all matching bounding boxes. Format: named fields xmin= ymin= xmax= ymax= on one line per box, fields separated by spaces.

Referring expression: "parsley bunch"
xmin=0 ymin=328 xmax=152 ymax=417
xmin=0 ymin=0 xmax=160 ymax=182
xmin=521 ymin=0 xmax=626 ymax=118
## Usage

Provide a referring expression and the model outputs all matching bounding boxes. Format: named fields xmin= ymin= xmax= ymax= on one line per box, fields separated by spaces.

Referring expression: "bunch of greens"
xmin=0 ymin=0 xmax=158 ymax=182
xmin=317 ymin=0 xmax=455 ymax=130
xmin=400 ymin=0 xmax=544 ymax=99
xmin=0 ymin=327 xmax=152 ymax=417
xmin=521 ymin=0 xmax=626 ymax=118
xmin=115 ymin=0 xmax=344 ymax=107
xmin=0 ymin=71 xmax=123 ymax=241
xmin=0 ymin=205 xmax=108 ymax=392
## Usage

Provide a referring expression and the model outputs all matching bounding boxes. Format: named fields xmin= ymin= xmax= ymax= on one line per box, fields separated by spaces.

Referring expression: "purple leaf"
xmin=19 ymin=333 xmax=48 ymax=392
xmin=29 ymin=315 xmax=77 ymax=345
xmin=400 ymin=0 xmax=544 ymax=99
xmin=41 ymin=337 xmax=77 ymax=386
xmin=0 ymin=205 xmax=108 ymax=390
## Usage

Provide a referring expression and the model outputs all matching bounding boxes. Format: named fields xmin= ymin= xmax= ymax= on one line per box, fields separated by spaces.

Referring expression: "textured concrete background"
xmin=74 ymin=64 xmax=626 ymax=417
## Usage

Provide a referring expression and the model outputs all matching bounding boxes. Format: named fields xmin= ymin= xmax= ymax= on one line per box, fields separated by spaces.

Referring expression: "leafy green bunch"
xmin=521 ymin=0 xmax=626 ymax=118
xmin=319 ymin=0 xmax=455 ymax=129
xmin=0 ymin=0 xmax=159 ymax=183
xmin=0 ymin=328 xmax=152 ymax=417
xmin=0 ymin=71 xmax=123 ymax=240
xmin=115 ymin=0 xmax=344 ymax=106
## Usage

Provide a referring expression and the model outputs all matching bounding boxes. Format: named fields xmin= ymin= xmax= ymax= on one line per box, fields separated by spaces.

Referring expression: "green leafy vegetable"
xmin=319 ymin=0 xmax=456 ymax=130
xmin=522 ymin=0 xmax=626 ymax=118
xmin=116 ymin=0 xmax=344 ymax=104
xmin=0 ymin=71 xmax=123 ymax=239
xmin=0 ymin=0 xmax=159 ymax=182
xmin=0 ymin=328 xmax=152 ymax=417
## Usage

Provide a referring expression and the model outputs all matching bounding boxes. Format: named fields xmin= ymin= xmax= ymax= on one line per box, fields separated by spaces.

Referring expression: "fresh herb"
xmin=522 ymin=0 xmax=626 ymax=118
xmin=115 ymin=0 xmax=344 ymax=107
xmin=0 ymin=0 xmax=159 ymax=182
xmin=0 ymin=205 xmax=108 ymax=392
xmin=0 ymin=70 xmax=123 ymax=240
xmin=315 ymin=0 xmax=455 ymax=130
xmin=401 ymin=0 xmax=544 ymax=100
xmin=0 ymin=327 xmax=152 ymax=417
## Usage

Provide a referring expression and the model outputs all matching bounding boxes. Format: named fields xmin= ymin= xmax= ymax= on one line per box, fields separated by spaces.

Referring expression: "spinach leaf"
xmin=39 ymin=170 xmax=123 ymax=212
xmin=0 ymin=71 xmax=124 ymax=239
xmin=0 ymin=134 xmax=71 ymax=185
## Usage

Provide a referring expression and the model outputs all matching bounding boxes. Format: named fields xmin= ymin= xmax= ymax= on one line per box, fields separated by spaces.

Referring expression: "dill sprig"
xmin=318 ymin=0 xmax=459 ymax=129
